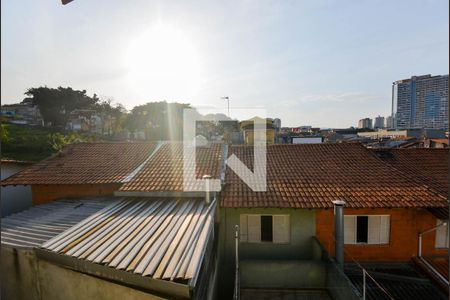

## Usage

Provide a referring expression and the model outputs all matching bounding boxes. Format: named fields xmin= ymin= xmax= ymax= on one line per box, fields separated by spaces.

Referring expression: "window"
xmin=435 ymin=219 xmax=449 ymax=248
xmin=240 ymin=214 xmax=290 ymax=244
xmin=344 ymin=215 xmax=390 ymax=245
xmin=260 ymin=216 xmax=273 ymax=242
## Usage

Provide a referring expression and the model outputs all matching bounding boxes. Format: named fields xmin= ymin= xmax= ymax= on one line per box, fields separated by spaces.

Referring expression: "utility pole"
xmin=391 ymin=82 xmax=397 ymax=130
xmin=221 ymin=96 xmax=230 ymax=118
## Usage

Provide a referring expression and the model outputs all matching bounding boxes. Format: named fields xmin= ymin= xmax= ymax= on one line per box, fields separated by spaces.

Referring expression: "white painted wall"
xmin=292 ymin=137 xmax=322 ymax=144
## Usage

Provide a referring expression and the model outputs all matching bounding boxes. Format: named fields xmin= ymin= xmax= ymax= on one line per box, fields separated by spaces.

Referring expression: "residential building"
xmin=272 ymin=118 xmax=281 ymax=132
xmin=424 ymin=139 xmax=449 ymax=149
xmin=385 ymin=115 xmax=395 ymax=129
xmin=1 ymin=142 xmax=448 ymax=299
xmin=219 ymin=120 xmax=243 ymax=144
xmin=373 ymin=115 xmax=385 ymax=129
xmin=0 ymin=159 xmax=33 ymax=217
xmin=240 ymin=117 xmax=276 ymax=145
xmin=357 ymin=118 xmax=372 ymax=129
xmin=292 ymin=136 xmax=323 ymax=144
xmin=2 ymin=142 xmax=160 ymax=203
xmin=1 ymin=102 xmax=43 ymax=125
xmin=395 ymin=74 xmax=449 ymax=130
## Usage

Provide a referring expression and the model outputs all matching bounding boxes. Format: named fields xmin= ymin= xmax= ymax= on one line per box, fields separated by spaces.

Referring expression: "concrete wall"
xmin=217 ymin=208 xmax=316 ymax=299
xmin=316 ymin=208 xmax=448 ymax=262
xmin=1 ymin=247 xmax=167 ymax=300
xmin=1 ymin=162 xmax=33 ymax=217
xmin=31 ymin=183 xmax=122 ymax=204
xmin=1 ymin=247 xmax=40 ymax=300
xmin=240 ymin=260 xmax=326 ymax=289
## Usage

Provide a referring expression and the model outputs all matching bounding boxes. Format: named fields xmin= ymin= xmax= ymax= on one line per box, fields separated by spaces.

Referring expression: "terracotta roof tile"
xmin=1 ymin=142 xmax=159 ymax=185
xmin=119 ymin=142 xmax=224 ymax=192
xmin=221 ymin=143 xmax=447 ymax=208
xmin=374 ymin=148 xmax=448 ymax=197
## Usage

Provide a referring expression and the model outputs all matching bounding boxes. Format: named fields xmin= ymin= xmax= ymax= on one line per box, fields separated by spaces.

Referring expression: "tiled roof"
xmin=1 ymin=198 xmax=112 ymax=248
xmin=41 ymin=197 xmax=216 ymax=285
xmin=373 ymin=148 xmax=448 ymax=197
xmin=430 ymin=139 xmax=449 ymax=145
xmin=221 ymin=144 xmax=447 ymax=208
xmin=119 ymin=142 xmax=224 ymax=193
xmin=1 ymin=142 xmax=159 ymax=186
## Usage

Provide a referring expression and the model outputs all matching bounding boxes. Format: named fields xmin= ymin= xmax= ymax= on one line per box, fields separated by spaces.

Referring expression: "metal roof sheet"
xmin=1 ymin=198 xmax=114 ymax=248
xmin=41 ymin=197 xmax=216 ymax=285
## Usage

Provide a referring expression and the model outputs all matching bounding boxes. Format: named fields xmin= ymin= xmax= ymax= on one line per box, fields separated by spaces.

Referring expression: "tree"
xmin=124 ymin=101 xmax=193 ymax=141
xmin=93 ymin=98 xmax=127 ymax=136
xmin=24 ymin=86 xmax=99 ymax=128
xmin=48 ymin=132 xmax=95 ymax=152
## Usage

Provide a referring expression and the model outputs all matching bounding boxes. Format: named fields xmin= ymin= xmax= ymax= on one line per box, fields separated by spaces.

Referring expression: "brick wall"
xmin=316 ymin=208 xmax=448 ymax=262
xmin=31 ymin=183 xmax=122 ymax=204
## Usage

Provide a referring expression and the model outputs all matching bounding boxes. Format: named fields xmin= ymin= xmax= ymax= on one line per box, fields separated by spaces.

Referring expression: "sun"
xmin=125 ymin=24 xmax=203 ymax=100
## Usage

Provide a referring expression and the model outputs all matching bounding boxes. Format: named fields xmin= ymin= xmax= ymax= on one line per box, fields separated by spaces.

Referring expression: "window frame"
xmin=435 ymin=219 xmax=449 ymax=249
xmin=239 ymin=214 xmax=290 ymax=244
xmin=344 ymin=215 xmax=391 ymax=245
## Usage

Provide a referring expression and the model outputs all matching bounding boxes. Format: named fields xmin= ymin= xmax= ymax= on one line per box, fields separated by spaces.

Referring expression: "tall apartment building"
xmin=358 ymin=118 xmax=372 ymax=129
xmin=373 ymin=115 xmax=385 ymax=129
xmin=384 ymin=115 xmax=394 ymax=129
xmin=395 ymin=74 xmax=449 ymax=130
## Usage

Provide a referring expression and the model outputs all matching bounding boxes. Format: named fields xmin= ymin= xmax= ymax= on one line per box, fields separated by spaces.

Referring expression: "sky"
xmin=1 ymin=0 xmax=449 ymax=128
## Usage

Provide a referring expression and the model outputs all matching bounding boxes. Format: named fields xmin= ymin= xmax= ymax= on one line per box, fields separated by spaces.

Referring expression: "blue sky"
xmin=2 ymin=0 xmax=449 ymax=127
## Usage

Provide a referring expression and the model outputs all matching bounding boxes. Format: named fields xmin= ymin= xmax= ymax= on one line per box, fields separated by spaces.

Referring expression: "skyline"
xmin=1 ymin=0 xmax=449 ymax=128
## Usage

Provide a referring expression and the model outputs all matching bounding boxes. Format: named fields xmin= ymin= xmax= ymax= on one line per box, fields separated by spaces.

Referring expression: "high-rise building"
xmin=374 ymin=115 xmax=385 ymax=129
xmin=395 ymin=74 xmax=449 ymax=130
xmin=358 ymin=118 xmax=372 ymax=129
xmin=384 ymin=116 xmax=394 ymax=129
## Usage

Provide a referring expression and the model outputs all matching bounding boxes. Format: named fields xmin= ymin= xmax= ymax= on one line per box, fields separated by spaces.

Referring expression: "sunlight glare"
xmin=125 ymin=24 xmax=203 ymax=100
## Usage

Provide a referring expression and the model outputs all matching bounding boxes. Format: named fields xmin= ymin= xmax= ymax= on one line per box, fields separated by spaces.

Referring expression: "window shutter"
xmin=368 ymin=216 xmax=381 ymax=244
xmin=435 ymin=220 xmax=448 ymax=248
xmin=344 ymin=216 xmax=356 ymax=244
xmin=379 ymin=216 xmax=390 ymax=244
xmin=240 ymin=214 xmax=248 ymax=242
xmin=247 ymin=215 xmax=261 ymax=243
xmin=273 ymin=215 xmax=290 ymax=244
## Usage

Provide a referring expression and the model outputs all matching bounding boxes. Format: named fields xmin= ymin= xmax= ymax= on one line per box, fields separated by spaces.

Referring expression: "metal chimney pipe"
xmin=332 ymin=199 xmax=346 ymax=270
xmin=203 ymin=175 xmax=212 ymax=204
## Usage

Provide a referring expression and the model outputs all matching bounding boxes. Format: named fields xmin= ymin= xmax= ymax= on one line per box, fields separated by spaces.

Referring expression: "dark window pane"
xmin=261 ymin=216 xmax=273 ymax=242
xmin=356 ymin=216 xmax=368 ymax=243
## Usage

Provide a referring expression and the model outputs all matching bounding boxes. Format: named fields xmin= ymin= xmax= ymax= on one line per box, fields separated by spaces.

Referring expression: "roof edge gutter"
xmin=35 ymin=248 xmax=191 ymax=299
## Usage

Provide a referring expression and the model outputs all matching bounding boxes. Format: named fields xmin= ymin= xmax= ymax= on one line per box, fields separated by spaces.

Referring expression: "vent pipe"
xmin=332 ymin=199 xmax=346 ymax=270
xmin=203 ymin=175 xmax=212 ymax=204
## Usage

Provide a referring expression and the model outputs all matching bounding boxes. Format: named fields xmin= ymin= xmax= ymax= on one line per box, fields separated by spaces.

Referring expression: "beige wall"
xmin=1 ymin=247 xmax=166 ymax=300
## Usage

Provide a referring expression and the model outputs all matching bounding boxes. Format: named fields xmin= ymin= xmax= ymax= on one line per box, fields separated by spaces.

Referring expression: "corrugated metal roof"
xmin=41 ymin=197 xmax=216 ymax=285
xmin=1 ymin=198 xmax=114 ymax=248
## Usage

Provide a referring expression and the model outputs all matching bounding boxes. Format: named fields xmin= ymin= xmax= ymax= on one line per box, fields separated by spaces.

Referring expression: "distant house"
xmin=240 ymin=117 xmax=276 ymax=145
xmin=1 ymin=102 xmax=43 ymax=125
xmin=424 ymin=138 xmax=449 ymax=149
xmin=1 ymin=142 xmax=160 ymax=203
xmin=292 ymin=136 xmax=323 ymax=144
xmin=1 ymin=142 xmax=448 ymax=299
